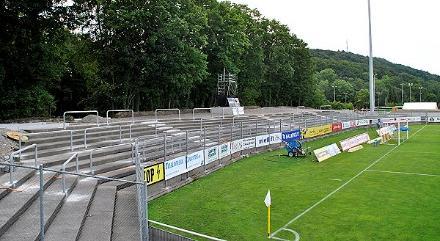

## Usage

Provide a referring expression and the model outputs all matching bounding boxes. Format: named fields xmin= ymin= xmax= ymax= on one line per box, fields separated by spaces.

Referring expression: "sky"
xmin=228 ymin=0 xmax=440 ymax=76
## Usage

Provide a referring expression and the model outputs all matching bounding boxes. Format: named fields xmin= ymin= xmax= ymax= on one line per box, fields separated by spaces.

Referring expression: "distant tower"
xmin=346 ymin=39 xmax=349 ymax=52
xmin=217 ymin=68 xmax=237 ymax=106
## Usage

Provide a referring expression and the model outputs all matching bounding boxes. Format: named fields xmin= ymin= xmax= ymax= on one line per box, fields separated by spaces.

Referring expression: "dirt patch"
xmin=0 ymin=129 xmax=19 ymax=160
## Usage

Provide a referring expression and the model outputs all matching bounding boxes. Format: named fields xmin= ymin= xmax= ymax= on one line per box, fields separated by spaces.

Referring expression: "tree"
xmin=355 ymin=89 xmax=369 ymax=109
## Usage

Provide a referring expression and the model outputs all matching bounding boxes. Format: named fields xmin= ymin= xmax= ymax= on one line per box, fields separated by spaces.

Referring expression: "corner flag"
xmin=264 ymin=190 xmax=271 ymax=238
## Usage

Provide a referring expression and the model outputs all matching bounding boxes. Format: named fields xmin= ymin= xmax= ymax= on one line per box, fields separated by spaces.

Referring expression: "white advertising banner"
xmin=314 ymin=143 xmax=341 ymax=162
xmin=355 ymin=119 xmax=369 ymax=126
xmin=230 ymin=139 xmax=243 ymax=154
xmin=218 ymin=142 xmax=231 ymax=159
xmin=186 ymin=150 xmax=204 ymax=172
xmin=397 ymin=116 xmax=421 ymax=122
xmin=204 ymin=145 xmax=219 ymax=164
xmin=340 ymin=133 xmax=370 ymax=151
xmin=342 ymin=121 xmax=351 ymax=129
xmin=242 ymin=137 xmax=256 ymax=150
xmin=256 ymin=135 xmax=270 ymax=147
xmin=165 ymin=156 xmax=186 ymax=180
xmin=269 ymin=132 xmax=282 ymax=144
xmin=428 ymin=116 xmax=440 ymax=123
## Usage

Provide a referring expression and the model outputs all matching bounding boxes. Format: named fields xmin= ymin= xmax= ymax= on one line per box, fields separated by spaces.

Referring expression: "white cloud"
xmin=227 ymin=0 xmax=440 ymax=76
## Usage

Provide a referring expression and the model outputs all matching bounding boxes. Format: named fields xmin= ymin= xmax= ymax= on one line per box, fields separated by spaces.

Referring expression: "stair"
xmin=111 ymin=186 xmax=140 ymax=241
xmin=44 ymin=177 xmax=97 ymax=241
xmin=0 ymin=175 xmax=77 ymax=241
xmin=78 ymin=186 xmax=116 ymax=241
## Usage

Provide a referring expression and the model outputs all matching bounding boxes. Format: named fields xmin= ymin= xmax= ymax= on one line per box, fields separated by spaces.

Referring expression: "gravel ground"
xmin=0 ymin=129 xmax=18 ymax=160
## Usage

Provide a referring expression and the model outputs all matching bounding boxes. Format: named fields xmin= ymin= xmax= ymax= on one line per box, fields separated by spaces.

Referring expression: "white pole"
xmin=398 ymin=122 xmax=401 ymax=146
xmin=406 ymin=120 xmax=409 ymax=140
xmin=368 ymin=0 xmax=375 ymax=112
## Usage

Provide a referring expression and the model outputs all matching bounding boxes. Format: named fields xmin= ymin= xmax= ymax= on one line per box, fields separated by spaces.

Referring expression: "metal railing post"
xmin=119 ymin=125 xmax=122 ymax=143
xmin=203 ymin=128 xmax=206 ymax=172
xmin=279 ymin=119 xmax=282 ymax=132
xmin=38 ymin=164 xmax=45 ymax=241
xmin=70 ymin=131 xmax=73 ymax=151
xmin=240 ymin=122 xmax=243 ymax=156
xmin=89 ymin=151 xmax=94 ymax=175
xmin=34 ymin=145 xmax=38 ymax=167
xmin=75 ymin=154 xmax=79 ymax=173
xmin=9 ymin=155 xmax=14 ymax=187
xmin=134 ymin=144 xmax=148 ymax=241
xmin=163 ymin=133 xmax=167 ymax=188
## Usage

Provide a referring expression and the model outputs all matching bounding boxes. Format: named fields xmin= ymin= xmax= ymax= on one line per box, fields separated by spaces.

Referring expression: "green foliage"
xmin=312 ymin=49 xmax=440 ymax=106
xmin=0 ymin=0 xmax=314 ymax=119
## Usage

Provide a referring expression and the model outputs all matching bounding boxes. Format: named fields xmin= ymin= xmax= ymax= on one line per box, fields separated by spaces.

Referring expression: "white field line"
xmin=270 ymin=125 xmax=427 ymax=239
xmin=149 ymin=220 xmax=226 ymax=241
xmin=366 ymin=169 xmax=440 ymax=177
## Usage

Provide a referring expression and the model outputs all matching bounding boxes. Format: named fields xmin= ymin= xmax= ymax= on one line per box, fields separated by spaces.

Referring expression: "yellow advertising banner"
xmin=144 ymin=163 xmax=165 ymax=185
xmin=302 ymin=124 xmax=332 ymax=138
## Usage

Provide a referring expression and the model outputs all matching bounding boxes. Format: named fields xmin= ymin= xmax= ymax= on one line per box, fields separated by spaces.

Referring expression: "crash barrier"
xmin=192 ymin=108 xmax=213 ymax=119
xmin=63 ymin=110 xmax=99 ymax=129
xmin=155 ymin=108 xmax=181 ymax=120
xmin=106 ymin=109 xmax=134 ymax=125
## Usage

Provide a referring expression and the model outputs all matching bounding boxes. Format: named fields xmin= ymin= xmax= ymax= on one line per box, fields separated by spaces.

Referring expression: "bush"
xmin=0 ymin=85 xmax=56 ymax=120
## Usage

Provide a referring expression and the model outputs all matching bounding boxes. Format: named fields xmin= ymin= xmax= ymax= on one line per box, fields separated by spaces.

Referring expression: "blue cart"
xmin=285 ymin=140 xmax=308 ymax=157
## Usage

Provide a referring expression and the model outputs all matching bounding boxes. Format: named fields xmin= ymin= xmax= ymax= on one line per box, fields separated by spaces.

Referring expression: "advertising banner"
xmin=281 ymin=129 xmax=301 ymax=142
xmin=340 ymin=133 xmax=370 ymax=151
xmin=302 ymin=124 xmax=332 ymax=138
xmin=269 ymin=132 xmax=282 ymax=144
xmin=355 ymin=119 xmax=369 ymax=126
xmin=332 ymin=122 xmax=342 ymax=132
xmin=204 ymin=145 xmax=219 ymax=164
xmin=428 ymin=116 xmax=440 ymax=123
xmin=396 ymin=116 xmax=422 ymax=122
xmin=242 ymin=137 xmax=256 ymax=150
xmin=342 ymin=121 xmax=351 ymax=129
xmin=186 ymin=150 xmax=204 ymax=172
xmin=230 ymin=139 xmax=243 ymax=154
xmin=256 ymin=135 xmax=270 ymax=147
xmin=165 ymin=156 xmax=186 ymax=180
xmin=218 ymin=142 xmax=231 ymax=159
xmin=144 ymin=163 xmax=165 ymax=185
xmin=350 ymin=121 xmax=356 ymax=128
xmin=313 ymin=143 xmax=341 ymax=162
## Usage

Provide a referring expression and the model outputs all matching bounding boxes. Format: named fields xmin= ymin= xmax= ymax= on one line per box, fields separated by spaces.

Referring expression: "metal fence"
xmin=0 ymin=159 xmax=148 ymax=241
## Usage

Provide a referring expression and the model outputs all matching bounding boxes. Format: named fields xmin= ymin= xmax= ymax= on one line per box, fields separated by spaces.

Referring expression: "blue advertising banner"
xmin=282 ymin=129 xmax=301 ymax=142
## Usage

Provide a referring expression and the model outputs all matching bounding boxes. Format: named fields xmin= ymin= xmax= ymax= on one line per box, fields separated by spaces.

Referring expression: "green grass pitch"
xmin=149 ymin=124 xmax=440 ymax=241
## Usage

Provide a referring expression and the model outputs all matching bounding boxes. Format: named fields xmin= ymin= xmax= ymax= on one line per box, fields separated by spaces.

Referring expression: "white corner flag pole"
xmin=264 ymin=190 xmax=271 ymax=238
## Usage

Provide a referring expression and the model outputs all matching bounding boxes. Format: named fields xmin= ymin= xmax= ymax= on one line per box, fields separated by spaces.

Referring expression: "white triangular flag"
xmin=264 ymin=190 xmax=271 ymax=207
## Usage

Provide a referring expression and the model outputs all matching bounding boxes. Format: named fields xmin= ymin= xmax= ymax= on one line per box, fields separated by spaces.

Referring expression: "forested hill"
xmin=311 ymin=49 xmax=440 ymax=82
xmin=311 ymin=49 xmax=440 ymax=108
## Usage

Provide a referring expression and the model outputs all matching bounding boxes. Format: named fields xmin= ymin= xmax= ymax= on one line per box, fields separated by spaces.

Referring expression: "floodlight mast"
xmin=368 ymin=0 xmax=375 ymax=112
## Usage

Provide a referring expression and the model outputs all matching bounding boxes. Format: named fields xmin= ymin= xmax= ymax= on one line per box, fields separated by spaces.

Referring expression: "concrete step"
xmin=20 ymin=145 xmax=133 ymax=168
xmin=0 ymin=168 xmax=35 ymax=200
xmin=44 ymin=178 xmax=97 ymax=241
xmin=111 ymin=186 xmax=140 ymax=241
xmin=78 ymin=186 xmax=116 ymax=241
xmin=87 ymin=159 xmax=133 ymax=176
xmin=102 ymin=174 xmax=136 ymax=191
xmin=0 ymin=171 xmax=58 ymax=235
xmin=0 ymin=175 xmax=77 ymax=241
xmin=98 ymin=166 xmax=135 ymax=184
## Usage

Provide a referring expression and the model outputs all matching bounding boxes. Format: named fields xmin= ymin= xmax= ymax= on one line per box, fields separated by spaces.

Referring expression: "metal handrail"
xmin=84 ymin=125 xmax=124 ymax=149
xmin=8 ymin=143 xmax=38 ymax=186
xmin=106 ymin=109 xmax=134 ymax=125
xmin=63 ymin=110 xmax=99 ymax=129
xmin=61 ymin=152 xmax=79 ymax=193
xmin=155 ymin=108 xmax=181 ymax=120
xmin=88 ymin=143 xmax=135 ymax=175
xmin=192 ymin=108 xmax=213 ymax=119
